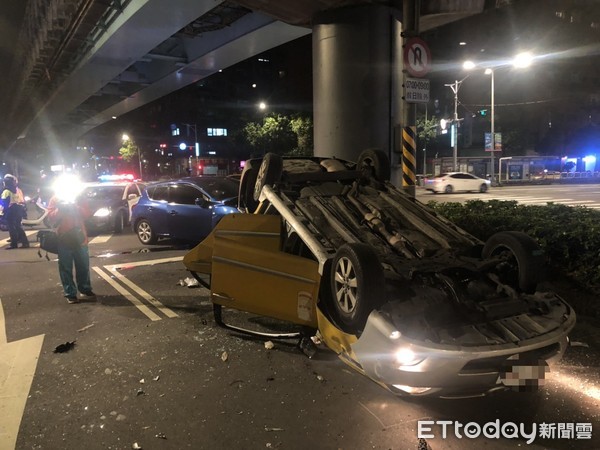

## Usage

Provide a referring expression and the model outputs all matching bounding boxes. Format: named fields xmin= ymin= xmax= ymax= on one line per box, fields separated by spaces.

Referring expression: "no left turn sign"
xmin=403 ymin=37 xmax=431 ymax=78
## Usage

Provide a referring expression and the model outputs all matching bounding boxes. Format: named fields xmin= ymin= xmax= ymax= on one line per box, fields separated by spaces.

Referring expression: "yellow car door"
xmin=210 ymin=215 xmax=320 ymax=328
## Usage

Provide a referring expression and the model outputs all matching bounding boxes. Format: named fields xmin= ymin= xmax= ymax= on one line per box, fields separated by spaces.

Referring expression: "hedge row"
xmin=426 ymin=200 xmax=600 ymax=292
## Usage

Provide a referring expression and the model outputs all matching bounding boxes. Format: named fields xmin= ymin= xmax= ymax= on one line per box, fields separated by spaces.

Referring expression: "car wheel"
xmin=136 ymin=219 xmax=157 ymax=245
xmin=253 ymin=153 xmax=283 ymax=201
xmin=357 ymin=148 xmax=391 ymax=182
xmin=482 ymin=231 xmax=544 ymax=294
xmin=444 ymin=185 xmax=454 ymax=194
xmin=239 ymin=162 xmax=259 ymax=213
xmin=114 ymin=211 xmax=125 ymax=234
xmin=329 ymin=243 xmax=385 ymax=334
xmin=480 ymin=183 xmax=489 ymax=193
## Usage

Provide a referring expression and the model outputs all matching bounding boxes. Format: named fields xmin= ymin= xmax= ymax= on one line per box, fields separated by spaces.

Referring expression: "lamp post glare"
xmin=259 ymin=102 xmax=267 ymax=110
xmin=513 ymin=52 xmax=533 ymax=68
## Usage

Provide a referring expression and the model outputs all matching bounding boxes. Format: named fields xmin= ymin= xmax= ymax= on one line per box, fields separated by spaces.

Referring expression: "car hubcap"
xmin=334 ymin=257 xmax=358 ymax=313
xmin=254 ymin=161 xmax=268 ymax=199
xmin=138 ymin=223 xmax=151 ymax=242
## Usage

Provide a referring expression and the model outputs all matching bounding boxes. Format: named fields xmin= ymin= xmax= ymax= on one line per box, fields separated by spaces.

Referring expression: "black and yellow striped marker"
xmin=402 ymin=126 xmax=417 ymax=187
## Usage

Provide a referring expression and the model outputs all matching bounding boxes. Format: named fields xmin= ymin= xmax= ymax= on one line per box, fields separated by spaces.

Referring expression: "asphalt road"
xmin=1 ymin=186 xmax=599 ymax=450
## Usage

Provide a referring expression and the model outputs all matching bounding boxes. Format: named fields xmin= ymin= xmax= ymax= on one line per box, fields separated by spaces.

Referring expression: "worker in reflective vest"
xmin=1 ymin=174 xmax=29 ymax=249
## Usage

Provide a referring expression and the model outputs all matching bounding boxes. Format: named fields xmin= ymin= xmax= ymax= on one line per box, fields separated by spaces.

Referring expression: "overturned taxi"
xmin=183 ymin=150 xmax=575 ymax=398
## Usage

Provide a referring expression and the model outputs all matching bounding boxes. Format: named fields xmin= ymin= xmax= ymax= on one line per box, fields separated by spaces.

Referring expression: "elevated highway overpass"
xmin=1 ymin=0 xmax=487 ymax=172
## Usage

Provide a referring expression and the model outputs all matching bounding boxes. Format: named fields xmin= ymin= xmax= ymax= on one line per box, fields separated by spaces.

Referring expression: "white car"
xmin=425 ymin=172 xmax=491 ymax=194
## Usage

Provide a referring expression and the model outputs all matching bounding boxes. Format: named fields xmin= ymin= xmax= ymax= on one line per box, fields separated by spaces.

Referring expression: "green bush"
xmin=427 ymin=200 xmax=600 ymax=291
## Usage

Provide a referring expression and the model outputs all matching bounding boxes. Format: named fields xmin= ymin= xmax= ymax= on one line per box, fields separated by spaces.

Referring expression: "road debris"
xmin=153 ymin=376 xmax=160 ymax=381
xmin=298 ymin=336 xmax=317 ymax=358
xmin=264 ymin=341 xmax=274 ymax=350
xmin=178 ymin=277 xmax=200 ymax=288
xmin=77 ymin=324 xmax=95 ymax=332
xmin=132 ymin=443 xmax=142 ymax=450
xmin=570 ymin=341 xmax=590 ymax=348
xmin=221 ymin=351 xmax=228 ymax=362
xmin=311 ymin=333 xmax=322 ymax=345
xmin=265 ymin=427 xmax=284 ymax=432
xmin=136 ymin=388 xmax=145 ymax=396
xmin=53 ymin=341 xmax=76 ymax=353
xmin=316 ymin=374 xmax=324 ymax=382
xmin=155 ymin=433 xmax=167 ymax=439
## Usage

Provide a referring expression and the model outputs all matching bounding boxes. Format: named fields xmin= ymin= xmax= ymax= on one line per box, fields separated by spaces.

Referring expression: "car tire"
xmin=444 ymin=185 xmax=454 ymax=194
xmin=239 ymin=161 xmax=259 ymax=213
xmin=482 ymin=231 xmax=544 ymax=294
xmin=357 ymin=148 xmax=391 ymax=182
xmin=253 ymin=153 xmax=283 ymax=202
xmin=480 ymin=183 xmax=489 ymax=193
xmin=114 ymin=211 xmax=125 ymax=234
xmin=329 ymin=243 xmax=385 ymax=334
xmin=136 ymin=219 xmax=157 ymax=245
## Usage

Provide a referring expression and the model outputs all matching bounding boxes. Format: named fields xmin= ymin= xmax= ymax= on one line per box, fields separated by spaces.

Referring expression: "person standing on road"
xmin=1 ymin=174 xmax=29 ymax=249
xmin=48 ymin=193 xmax=96 ymax=304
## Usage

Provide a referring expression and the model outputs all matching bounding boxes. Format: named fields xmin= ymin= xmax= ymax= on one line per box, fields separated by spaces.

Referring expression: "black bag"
xmin=37 ymin=229 xmax=59 ymax=254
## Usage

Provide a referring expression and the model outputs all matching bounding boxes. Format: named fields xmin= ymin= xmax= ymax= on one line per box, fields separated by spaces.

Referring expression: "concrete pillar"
xmin=313 ymin=5 xmax=403 ymax=172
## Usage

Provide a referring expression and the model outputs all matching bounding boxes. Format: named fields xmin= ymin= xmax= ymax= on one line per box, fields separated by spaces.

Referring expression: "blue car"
xmin=131 ymin=177 xmax=239 ymax=245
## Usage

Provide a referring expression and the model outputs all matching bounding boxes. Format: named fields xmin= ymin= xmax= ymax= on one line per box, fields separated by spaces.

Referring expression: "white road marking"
xmin=89 ymin=235 xmax=112 ymax=244
xmin=0 ymin=230 xmax=38 ymax=247
xmin=0 ymin=300 xmax=45 ymax=450
xmin=104 ymin=265 xmax=179 ymax=319
xmin=0 ymin=299 xmax=5 ymax=346
xmin=104 ymin=256 xmax=184 ymax=269
xmin=92 ymin=266 xmax=162 ymax=321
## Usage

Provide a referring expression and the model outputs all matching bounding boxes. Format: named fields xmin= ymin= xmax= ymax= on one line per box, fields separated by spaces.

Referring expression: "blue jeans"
xmin=57 ymin=244 xmax=92 ymax=298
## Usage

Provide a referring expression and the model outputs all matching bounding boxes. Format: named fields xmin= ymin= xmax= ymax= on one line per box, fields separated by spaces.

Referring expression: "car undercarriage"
xmin=184 ymin=150 xmax=575 ymax=397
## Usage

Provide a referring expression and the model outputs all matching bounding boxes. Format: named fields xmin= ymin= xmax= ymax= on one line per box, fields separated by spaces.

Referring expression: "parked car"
xmin=183 ymin=150 xmax=575 ymax=398
xmin=131 ymin=177 xmax=239 ymax=245
xmin=79 ymin=181 xmax=146 ymax=233
xmin=424 ymin=172 xmax=491 ymax=194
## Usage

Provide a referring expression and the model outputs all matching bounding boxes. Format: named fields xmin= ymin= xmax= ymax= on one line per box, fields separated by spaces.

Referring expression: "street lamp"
xmin=485 ymin=67 xmax=496 ymax=184
xmin=463 ymin=53 xmax=534 ymax=184
xmin=182 ymin=123 xmax=199 ymax=175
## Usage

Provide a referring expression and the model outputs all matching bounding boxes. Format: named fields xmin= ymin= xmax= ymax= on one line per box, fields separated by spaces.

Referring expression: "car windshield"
xmin=434 ymin=173 xmax=449 ymax=178
xmin=195 ymin=178 xmax=239 ymax=201
xmin=81 ymin=185 xmax=124 ymax=200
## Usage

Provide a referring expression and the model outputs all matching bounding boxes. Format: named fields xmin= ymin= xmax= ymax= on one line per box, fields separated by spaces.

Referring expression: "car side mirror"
xmin=195 ymin=197 xmax=212 ymax=208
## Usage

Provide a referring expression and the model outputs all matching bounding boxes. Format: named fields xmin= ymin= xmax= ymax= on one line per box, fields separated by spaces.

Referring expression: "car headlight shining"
xmin=94 ymin=207 xmax=111 ymax=217
xmin=395 ymin=348 xmax=423 ymax=367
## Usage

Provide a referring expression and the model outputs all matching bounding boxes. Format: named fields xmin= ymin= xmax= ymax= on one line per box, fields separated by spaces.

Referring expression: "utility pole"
xmin=444 ymin=76 xmax=467 ymax=172
xmin=489 ymin=68 xmax=495 ymax=184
